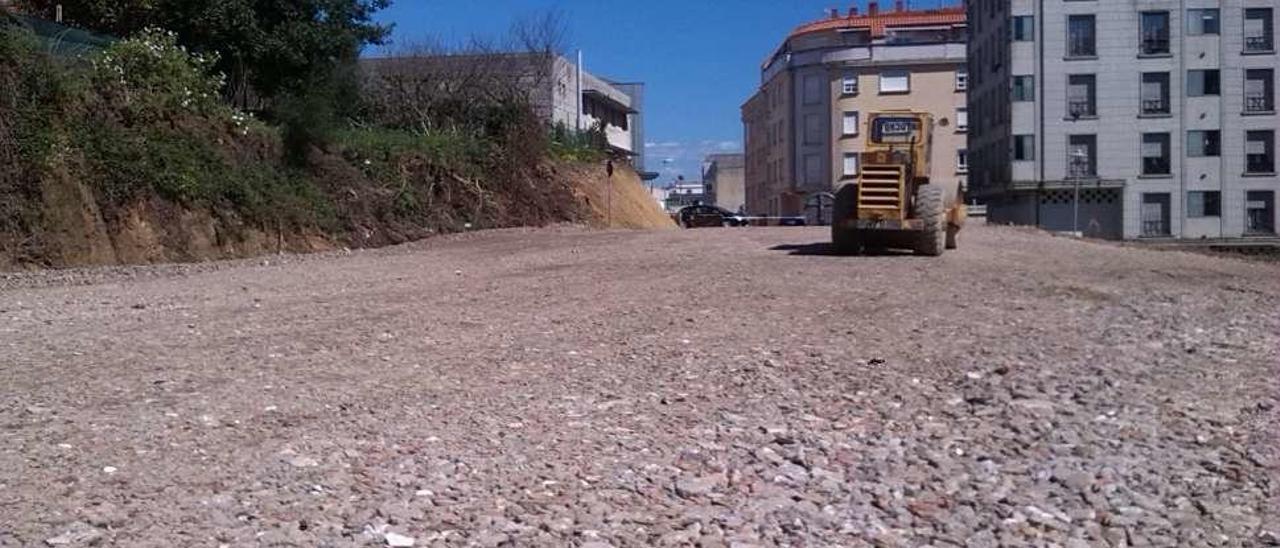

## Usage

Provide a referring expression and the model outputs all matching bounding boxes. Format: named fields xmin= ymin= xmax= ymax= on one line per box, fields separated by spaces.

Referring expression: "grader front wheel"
xmin=914 ymin=184 xmax=945 ymax=256
xmin=831 ymin=184 xmax=862 ymax=255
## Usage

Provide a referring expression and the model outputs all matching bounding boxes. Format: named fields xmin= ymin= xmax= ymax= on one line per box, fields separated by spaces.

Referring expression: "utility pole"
xmin=1070 ymin=149 xmax=1088 ymax=237
xmin=606 ymin=160 xmax=614 ymax=228
xmin=575 ymin=50 xmax=583 ymax=132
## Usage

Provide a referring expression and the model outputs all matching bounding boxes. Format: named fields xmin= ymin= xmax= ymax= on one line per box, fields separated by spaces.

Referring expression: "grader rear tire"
xmin=914 ymin=184 xmax=945 ymax=256
xmin=831 ymin=184 xmax=862 ymax=255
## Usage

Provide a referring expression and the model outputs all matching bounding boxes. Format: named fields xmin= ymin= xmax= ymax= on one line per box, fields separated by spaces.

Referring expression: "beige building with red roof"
xmin=742 ymin=2 xmax=968 ymax=220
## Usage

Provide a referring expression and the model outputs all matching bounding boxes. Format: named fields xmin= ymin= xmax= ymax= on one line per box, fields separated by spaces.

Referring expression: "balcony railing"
xmin=1143 ymin=158 xmax=1171 ymax=175
xmin=1142 ymin=220 xmax=1170 ymax=237
xmin=1245 ymin=35 xmax=1274 ymax=52
xmin=1247 ymin=157 xmax=1276 ymax=174
xmin=1245 ymin=94 xmax=1275 ymax=112
xmin=1142 ymin=99 xmax=1169 ymax=114
xmin=1141 ymin=36 xmax=1170 ymax=55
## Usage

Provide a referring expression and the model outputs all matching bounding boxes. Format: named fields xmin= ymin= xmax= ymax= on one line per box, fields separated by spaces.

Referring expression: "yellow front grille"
xmin=857 ymin=165 xmax=905 ymax=215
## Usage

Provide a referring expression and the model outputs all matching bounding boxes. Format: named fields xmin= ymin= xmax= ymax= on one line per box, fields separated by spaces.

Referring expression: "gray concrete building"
xmin=703 ymin=153 xmax=746 ymax=213
xmin=361 ymin=53 xmax=645 ymax=165
xmin=968 ymin=1 xmax=1278 ymax=240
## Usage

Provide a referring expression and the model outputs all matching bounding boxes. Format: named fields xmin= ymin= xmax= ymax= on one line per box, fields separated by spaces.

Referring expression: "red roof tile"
xmin=789 ymin=5 xmax=966 ymax=40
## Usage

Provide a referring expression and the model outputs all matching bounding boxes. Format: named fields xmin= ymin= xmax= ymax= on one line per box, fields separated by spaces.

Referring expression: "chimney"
xmin=868 ymin=1 xmax=879 ymax=15
xmin=829 ymin=8 xmax=839 ymax=19
xmin=895 ymin=0 xmax=905 ymax=12
xmin=849 ymin=4 xmax=859 ymax=16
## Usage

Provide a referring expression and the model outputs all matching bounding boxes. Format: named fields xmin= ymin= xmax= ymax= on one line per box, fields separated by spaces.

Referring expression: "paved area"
xmin=1 ymin=225 xmax=1277 ymax=547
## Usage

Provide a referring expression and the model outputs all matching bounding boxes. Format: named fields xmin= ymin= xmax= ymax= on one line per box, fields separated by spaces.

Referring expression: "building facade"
xmin=361 ymin=53 xmax=645 ymax=164
xmin=704 ymin=153 xmax=746 ymax=213
xmin=969 ymin=1 xmax=1278 ymax=240
xmin=743 ymin=3 xmax=968 ymax=217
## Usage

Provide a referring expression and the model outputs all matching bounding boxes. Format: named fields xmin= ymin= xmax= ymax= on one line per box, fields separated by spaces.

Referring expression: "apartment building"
xmin=969 ymin=1 xmax=1278 ymax=240
xmin=742 ymin=2 xmax=968 ymax=217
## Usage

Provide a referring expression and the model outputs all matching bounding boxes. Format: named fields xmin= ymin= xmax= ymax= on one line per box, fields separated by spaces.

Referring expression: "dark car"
xmin=677 ymin=205 xmax=750 ymax=228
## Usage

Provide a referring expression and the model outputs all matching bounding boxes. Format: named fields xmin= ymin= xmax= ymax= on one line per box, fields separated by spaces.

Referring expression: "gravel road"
xmin=2 ymin=225 xmax=1277 ymax=547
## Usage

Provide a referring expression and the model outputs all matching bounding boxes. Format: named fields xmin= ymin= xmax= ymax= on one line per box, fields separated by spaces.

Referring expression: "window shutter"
xmin=1245 ymin=18 xmax=1265 ymax=39
xmin=1068 ymin=83 xmax=1088 ymax=102
xmin=843 ymin=153 xmax=859 ymax=176
xmin=842 ymin=112 xmax=859 ymax=135
xmin=1142 ymin=140 xmax=1163 ymax=157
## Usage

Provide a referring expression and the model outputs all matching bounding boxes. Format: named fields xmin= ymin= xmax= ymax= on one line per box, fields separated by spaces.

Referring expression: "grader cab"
xmin=831 ymin=112 xmax=966 ymax=256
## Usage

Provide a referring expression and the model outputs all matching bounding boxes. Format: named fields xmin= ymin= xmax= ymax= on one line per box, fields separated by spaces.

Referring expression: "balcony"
xmin=1245 ymin=35 xmax=1274 ymax=53
xmin=1141 ymin=220 xmax=1170 ymax=237
xmin=1141 ymin=99 xmax=1169 ymax=115
xmin=1140 ymin=36 xmax=1170 ymax=56
xmin=1245 ymin=94 xmax=1275 ymax=113
xmin=1247 ymin=157 xmax=1275 ymax=174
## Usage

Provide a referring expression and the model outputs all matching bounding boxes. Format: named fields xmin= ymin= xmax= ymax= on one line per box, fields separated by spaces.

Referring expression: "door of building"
xmin=1246 ymin=190 xmax=1275 ymax=234
xmin=1141 ymin=193 xmax=1172 ymax=237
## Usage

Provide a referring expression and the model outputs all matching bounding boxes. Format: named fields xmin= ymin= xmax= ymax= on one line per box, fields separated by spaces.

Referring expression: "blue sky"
xmin=372 ymin=0 xmax=957 ymax=182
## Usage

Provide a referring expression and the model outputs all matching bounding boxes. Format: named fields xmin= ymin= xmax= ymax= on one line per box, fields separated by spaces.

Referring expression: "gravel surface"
xmin=1 ymin=225 xmax=1277 ymax=547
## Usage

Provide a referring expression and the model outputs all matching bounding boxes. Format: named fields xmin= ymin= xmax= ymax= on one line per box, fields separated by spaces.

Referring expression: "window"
xmin=1245 ymin=69 xmax=1275 ymax=113
xmin=1141 ymin=12 xmax=1171 ymax=55
xmin=1187 ymin=130 xmax=1221 ymax=157
xmin=1012 ymin=15 xmax=1034 ymax=41
xmin=1142 ymin=133 xmax=1172 ymax=175
xmin=1067 ymin=74 xmax=1096 ymax=118
xmin=842 ymin=153 xmax=859 ymax=177
xmin=842 ymin=111 xmax=859 ymax=136
xmin=842 ymin=73 xmax=858 ymax=95
xmin=1068 ymin=135 xmax=1096 ymax=177
xmin=1014 ymin=134 xmax=1035 ymax=161
xmin=1187 ymin=9 xmax=1219 ymax=35
xmin=1141 ymin=72 xmax=1171 ymax=115
xmin=1245 ymin=8 xmax=1274 ymax=53
xmin=1247 ymin=130 xmax=1276 ymax=174
xmin=803 ymin=75 xmax=823 ymax=105
xmin=1012 ymin=75 xmax=1034 ymax=101
xmin=956 ymin=108 xmax=968 ymax=131
xmin=955 ymin=68 xmax=968 ymax=91
xmin=880 ymin=70 xmax=910 ymax=93
xmin=1187 ymin=191 xmax=1221 ymax=218
xmin=1187 ymin=70 xmax=1220 ymax=97
xmin=803 ymin=114 xmax=822 ymax=144
xmin=1067 ymin=15 xmax=1096 ymax=57
xmin=956 ymin=149 xmax=969 ymax=173
xmin=803 ymin=154 xmax=822 ymax=183
xmin=1246 ymin=191 xmax=1276 ymax=234
xmin=1141 ymin=194 xmax=1172 ymax=237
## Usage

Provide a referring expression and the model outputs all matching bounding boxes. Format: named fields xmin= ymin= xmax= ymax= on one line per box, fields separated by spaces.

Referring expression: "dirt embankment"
xmin=1 ymin=159 xmax=670 ymax=270
xmin=562 ymin=162 xmax=676 ymax=230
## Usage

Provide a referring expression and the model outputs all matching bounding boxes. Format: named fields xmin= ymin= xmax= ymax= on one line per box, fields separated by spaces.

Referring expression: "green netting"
xmin=2 ymin=12 xmax=117 ymax=57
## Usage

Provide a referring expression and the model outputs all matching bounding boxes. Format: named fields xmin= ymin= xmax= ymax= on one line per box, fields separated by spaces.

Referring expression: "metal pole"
xmin=1073 ymin=177 xmax=1080 ymax=235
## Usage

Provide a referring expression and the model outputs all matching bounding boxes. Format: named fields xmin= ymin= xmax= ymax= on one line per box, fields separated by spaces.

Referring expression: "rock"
xmin=45 ymin=522 xmax=101 ymax=546
xmin=384 ymin=531 xmax=415 ymax=547
xmin=287 ymin=456 xmax=319 ymax=468
xmin=675 ymin=474 xmax=722 ymax=498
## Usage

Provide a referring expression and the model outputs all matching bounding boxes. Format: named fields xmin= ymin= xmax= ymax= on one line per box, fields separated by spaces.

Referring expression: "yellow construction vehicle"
xmin=831 ymin=111 xmax=966 ymax=256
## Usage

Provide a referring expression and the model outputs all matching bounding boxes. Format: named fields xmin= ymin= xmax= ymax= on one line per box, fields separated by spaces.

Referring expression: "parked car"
xmin=676 ymin=205 xmax=750 ymax=228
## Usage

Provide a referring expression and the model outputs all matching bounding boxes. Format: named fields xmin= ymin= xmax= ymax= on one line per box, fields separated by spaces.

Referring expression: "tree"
xmin=15 ymin=0 xmax=392 ymax=105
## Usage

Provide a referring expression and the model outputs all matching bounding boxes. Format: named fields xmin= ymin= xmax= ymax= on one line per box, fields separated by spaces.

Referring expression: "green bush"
xmin=88 ymin=28 xmax=228 ymax=124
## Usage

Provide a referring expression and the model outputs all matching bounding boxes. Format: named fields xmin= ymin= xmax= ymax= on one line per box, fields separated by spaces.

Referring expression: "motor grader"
xmin=831 ymin=111 xmax=966 ymax=256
